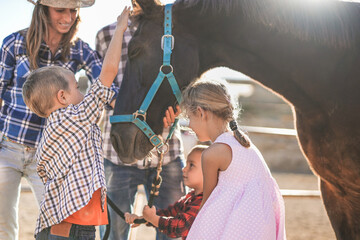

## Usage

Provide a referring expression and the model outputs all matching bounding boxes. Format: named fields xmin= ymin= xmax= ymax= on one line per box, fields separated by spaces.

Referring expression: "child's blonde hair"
xmin=188 ymin=144 xmax=209 ymax=156
xmin=23 ymin=66 xmax=71 ymax=117
xmin=181 ymin=79 xmax=250 ymax=148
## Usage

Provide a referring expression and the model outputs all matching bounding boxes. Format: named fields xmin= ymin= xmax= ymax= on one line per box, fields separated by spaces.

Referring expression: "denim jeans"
xmin=99 ymin=157 xmax=185 ymax=240
xmin=36 ymin=224 xmax=96 ymax=240
xmin=0 ymin=136 xmax=44 ymax=240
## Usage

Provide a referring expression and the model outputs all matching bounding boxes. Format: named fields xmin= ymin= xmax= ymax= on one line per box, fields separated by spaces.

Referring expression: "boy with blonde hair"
xmin=22 ymin=7 xmax=131 ymax=239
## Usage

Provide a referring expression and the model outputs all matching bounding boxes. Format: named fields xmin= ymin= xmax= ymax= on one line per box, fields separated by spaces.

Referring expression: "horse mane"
xmin=175 ymin=0 xmax=360 ymax=49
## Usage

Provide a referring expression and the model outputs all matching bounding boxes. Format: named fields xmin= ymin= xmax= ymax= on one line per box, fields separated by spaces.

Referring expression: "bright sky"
xmin=0 ymin=0 xmax=249 ymax=80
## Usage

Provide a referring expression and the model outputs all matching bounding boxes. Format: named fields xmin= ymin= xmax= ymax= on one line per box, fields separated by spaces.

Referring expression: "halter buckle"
xmin=149 ymin=135 xmax=164 ymax=148
xmin=161 ymin=35 xmax=174 ymax=50
xmin=133 ymin=110 xmax=146 ymax=121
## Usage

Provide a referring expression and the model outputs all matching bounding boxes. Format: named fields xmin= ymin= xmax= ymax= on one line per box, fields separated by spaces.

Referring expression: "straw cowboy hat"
xmin=27 ymin=0 xmax=95 ymax=8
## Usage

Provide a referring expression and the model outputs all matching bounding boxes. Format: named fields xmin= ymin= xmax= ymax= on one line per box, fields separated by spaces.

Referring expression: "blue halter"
xmin=110 ymin=4 xmax=181 ymax=153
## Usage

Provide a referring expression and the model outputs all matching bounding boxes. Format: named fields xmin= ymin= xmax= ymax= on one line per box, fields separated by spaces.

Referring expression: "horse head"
xmin=111 ymin=0 xmax=199 ymax=163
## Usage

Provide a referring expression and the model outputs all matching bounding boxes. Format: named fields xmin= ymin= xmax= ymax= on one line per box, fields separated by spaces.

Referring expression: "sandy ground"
xmin=17 ymin=172 xmax=336 ymax=240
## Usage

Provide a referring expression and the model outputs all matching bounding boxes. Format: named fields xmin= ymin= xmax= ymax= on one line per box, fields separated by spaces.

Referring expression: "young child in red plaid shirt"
xmin=125 ymin=145 xmax=206 ymax=239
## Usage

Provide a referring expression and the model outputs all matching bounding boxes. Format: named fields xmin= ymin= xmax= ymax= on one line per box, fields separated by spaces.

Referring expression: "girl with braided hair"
xmin=181 ymin=78 xmax=286 ymax=240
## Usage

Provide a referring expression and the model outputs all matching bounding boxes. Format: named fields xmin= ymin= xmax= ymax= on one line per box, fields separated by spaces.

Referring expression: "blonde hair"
xmin=188 ymin=144 xmax=209 ymax=156
xmin=22 ymin=66 xmax=71 ymax=117
xmin=181 ymin=79 xmax=250 ymax=148
xmin=26 ymin=4 xmax=80 ymax=69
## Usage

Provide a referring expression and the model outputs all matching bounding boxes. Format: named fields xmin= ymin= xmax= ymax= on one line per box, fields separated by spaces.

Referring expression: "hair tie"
xmin=229 ymin=120 xmax=238 ymax=131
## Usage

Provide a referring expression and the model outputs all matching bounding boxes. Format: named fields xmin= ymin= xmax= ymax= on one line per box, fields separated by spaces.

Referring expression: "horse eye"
xmin=128 ymin=47 xmax=142 ymax=60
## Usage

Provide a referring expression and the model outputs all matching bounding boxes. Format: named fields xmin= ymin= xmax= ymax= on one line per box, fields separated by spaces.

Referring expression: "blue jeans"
xmin=99 ymin=157 xmax=185 ymax=240
xmin=0 ymin=136 xmax=44 ymax=240
xmin=36 ymin=224 xmax=95 ymax=240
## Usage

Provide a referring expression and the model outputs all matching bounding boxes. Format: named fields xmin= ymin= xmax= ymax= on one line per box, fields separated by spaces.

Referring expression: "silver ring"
xmin=157 ymin=143 xmax=169 ymax=155
xmin=159 ymin=65 xmax=173 ymax=74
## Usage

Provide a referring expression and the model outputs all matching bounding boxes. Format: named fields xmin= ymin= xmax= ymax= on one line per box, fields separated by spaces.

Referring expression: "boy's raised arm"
xmin=99 ymin=6 xmax=131 ymax=88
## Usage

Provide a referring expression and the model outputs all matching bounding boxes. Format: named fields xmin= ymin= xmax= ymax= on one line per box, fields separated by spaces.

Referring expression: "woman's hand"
xmin=163 ymin=105 xmax=181 ymax=128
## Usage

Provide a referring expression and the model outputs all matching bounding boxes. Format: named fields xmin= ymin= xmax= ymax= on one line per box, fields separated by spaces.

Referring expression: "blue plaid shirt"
xmin=0 ymin=29 xmax=114 ymax=148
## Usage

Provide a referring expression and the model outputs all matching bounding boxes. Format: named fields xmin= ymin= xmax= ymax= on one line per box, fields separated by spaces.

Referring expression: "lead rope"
xmin=103 ymin=151 xmax=166 ymax=239
xmin=147 ymin=150 xmax=164 ymax=209
xmin=104 ymin=120 xmax=175 ymax=239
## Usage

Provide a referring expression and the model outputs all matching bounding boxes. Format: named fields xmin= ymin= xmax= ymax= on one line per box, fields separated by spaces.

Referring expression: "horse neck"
xmin=176 ymin=1 xmax=360 ymax=114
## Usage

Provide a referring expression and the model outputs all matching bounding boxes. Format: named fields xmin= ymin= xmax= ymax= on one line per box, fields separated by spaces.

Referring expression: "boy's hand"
xmin=163 ymin=105 xmax=181 ymax=128
xmin=143 ymin=205 xmax=156 ymax=220
xmin=124 ymin=212 xmax=141 ymax=228
xmin=117 ymin=6 xmax=131 ymax=33
xmin=142 ymin=205 xmax=156 ymax=220
xmin=142 ymin=206 xmax=160 ymax=227
xmin=99 ymin=6 xmax=130 ymax=88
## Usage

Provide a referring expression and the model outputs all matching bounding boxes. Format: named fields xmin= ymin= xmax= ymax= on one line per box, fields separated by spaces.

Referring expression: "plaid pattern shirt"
xmin=157 ymin=190 xmax=203 ymax=239
xmin=35 ymin=79 xmax=114 ymax=235
xmin=0 ymin=29 xmax=117 ymax=148
xmin=95 ymin=22 xmax=183 ymax=168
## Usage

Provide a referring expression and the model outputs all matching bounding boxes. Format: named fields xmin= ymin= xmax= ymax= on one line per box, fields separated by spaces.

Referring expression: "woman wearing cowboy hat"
xmin=0 ymin=1 xmax=118 ymax=239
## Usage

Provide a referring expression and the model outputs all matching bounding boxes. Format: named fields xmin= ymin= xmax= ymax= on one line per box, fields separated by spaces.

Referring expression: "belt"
xmin=3 ymin=135 xmax=35 ymax=151
xmin=50 ymin=222 xmax=72 ymax=238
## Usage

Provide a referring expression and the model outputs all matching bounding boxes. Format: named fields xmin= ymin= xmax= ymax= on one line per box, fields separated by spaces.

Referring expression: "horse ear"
xmin=132 ymin=0 xmax=161 ymax=16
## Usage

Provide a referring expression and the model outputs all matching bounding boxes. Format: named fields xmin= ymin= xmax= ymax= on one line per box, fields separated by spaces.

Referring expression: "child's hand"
xmin=124 ymin=212 xmax=141 ymax=228
xmin=142 ymin=205 xmax=156 ymax=222
xmin=142 ymin=206 xmax=160 ymax=227
xmin=117 ymin=6 xmax=131 ymax=33
xmin=163 ymin=105 xmax=181 ymax=128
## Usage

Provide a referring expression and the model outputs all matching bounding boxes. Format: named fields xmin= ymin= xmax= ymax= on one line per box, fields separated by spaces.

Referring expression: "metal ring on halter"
xmin=159 ymin=64 xmax=173 ymax=74
xmin=157 ymin=142 xmax=169 ymax=154
xmin=133 ymin=110 xmax=146 ymax=121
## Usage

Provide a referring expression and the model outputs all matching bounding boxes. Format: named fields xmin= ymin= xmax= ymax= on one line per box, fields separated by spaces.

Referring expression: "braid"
xmin=229 ymin=120 xmax=250 ymax=148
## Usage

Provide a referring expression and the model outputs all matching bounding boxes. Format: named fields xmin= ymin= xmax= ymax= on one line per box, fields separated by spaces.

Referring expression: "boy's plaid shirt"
xmin=0 ymin=29 xmax=116 ymax=148
xmin=34 ymin=79 xmax=114 ymax=235
xmin=95 ymin=22 xmax=183 ymax=168
xmin=156 ymin=190 xmax=203 ymax=239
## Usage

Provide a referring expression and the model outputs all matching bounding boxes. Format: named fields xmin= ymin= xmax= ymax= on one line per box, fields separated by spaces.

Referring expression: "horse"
xmin=111 ymin=0 xmax=360 ymax=238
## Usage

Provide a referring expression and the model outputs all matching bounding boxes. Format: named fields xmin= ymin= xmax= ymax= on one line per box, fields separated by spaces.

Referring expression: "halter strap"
xmin=104 ymin=6 xmax=179 ymax=238
xmin=110 ymin=4 xmax=181 ymax=152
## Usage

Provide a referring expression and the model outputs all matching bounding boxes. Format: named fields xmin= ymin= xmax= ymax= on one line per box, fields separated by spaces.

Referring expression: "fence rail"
xmin=243 ymin=125 xmax=297 ymax=136
xmin=280 ymin=189 xmax=320 ymax=198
